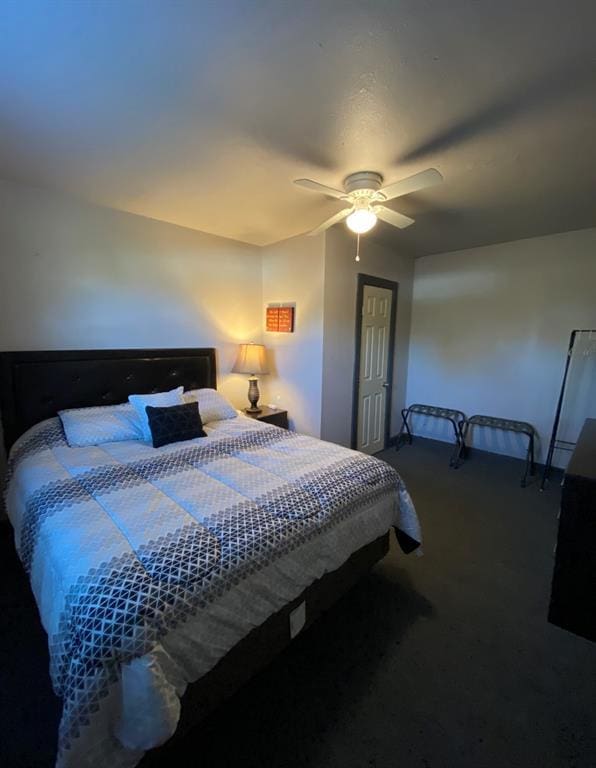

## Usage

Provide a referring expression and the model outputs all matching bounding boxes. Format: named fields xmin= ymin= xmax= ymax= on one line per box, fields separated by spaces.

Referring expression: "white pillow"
xmin=59 ymin=403 xmax=142 ymax=448
xmin=128 ymin=386 xmax=184 ymax=441
xmin=184 ymin=388 xmax=237 ymax=424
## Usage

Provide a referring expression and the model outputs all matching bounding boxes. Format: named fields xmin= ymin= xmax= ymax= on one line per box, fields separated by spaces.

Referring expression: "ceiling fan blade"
xmin=307 ymin=207 xmax=351 ymax=236
xmin=374 ymin=205 xmax=415 ymax=229
xmin=294 ymin=178 xmax=346 ymax=200
xmin=379 ymin=168 xmax=443 ymax=201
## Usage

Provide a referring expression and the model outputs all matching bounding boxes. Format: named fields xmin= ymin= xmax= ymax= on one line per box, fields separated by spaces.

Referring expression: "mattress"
xmin=5 ymin=414 xmax=421 ymax=768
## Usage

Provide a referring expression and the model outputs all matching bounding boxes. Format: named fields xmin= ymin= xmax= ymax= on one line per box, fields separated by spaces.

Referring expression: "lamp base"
xmin=246 ymin=376 xmax=261 ymax=413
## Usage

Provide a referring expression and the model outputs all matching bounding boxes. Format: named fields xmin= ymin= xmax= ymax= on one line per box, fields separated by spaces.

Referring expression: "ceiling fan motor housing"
xmin=343 ymin=171 xmax=384 ymax=195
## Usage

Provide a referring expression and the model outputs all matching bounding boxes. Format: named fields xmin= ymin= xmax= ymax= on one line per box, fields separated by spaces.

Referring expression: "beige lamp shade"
xmin=232 ymin=343 xmax=269 ymax=375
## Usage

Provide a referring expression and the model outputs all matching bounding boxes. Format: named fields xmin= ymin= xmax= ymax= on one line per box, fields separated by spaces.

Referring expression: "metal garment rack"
xmin=541 ymin=329 xmax=596 ymax=490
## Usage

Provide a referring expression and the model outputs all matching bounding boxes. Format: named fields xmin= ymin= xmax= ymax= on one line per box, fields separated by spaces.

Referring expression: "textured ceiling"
xmin=1 ymin=0 xmax=595 ymax=255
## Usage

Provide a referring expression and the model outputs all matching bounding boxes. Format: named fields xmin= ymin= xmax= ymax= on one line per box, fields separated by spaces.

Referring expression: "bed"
xmin=0 ymin=348 xmax=421 ymax=768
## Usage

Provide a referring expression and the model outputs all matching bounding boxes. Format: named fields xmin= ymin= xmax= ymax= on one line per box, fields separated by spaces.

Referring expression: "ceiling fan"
xmin=294 ymin=168 xmax=443 ymax=236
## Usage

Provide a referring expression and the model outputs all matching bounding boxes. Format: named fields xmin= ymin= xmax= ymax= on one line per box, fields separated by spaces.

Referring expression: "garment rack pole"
xmin=541 ymin=329 xmax=595 ymax=491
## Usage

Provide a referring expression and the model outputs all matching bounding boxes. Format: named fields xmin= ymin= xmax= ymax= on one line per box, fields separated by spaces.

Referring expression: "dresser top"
xmin=567 ymin=418 xmax=596 ymax=481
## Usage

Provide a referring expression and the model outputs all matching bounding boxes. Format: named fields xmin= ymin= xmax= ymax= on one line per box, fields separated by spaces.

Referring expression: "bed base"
xmin=141 ymin=531 xmax=390 ymax=761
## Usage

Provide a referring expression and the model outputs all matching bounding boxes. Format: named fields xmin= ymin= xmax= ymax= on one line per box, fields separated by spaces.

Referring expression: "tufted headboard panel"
xmin=0 ymin=348 xmax=217 ymax=452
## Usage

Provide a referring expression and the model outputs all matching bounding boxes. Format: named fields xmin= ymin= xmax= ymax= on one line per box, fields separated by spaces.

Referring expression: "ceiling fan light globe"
xmin=346 ymin=209 xmax=377 ymax=234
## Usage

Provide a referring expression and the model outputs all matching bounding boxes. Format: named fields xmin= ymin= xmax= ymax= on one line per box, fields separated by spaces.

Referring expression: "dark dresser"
xmin=548 ymin=418 xmax=596 ymax=642
xmin=244 ymin=406 xmax=289 ymax=430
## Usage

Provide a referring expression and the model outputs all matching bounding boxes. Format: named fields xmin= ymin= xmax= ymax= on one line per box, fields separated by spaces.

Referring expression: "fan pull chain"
xmin=355 ymin=233 xmax=360 ymax=262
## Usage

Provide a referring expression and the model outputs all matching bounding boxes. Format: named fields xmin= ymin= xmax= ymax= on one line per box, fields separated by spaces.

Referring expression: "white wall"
xmin=0 ymin=178 xmax=262 ymax=406
xmin=320 ymin=228 xmax=415 ymax=447
xmin=406 ymin=228 xmax=596 ymax=464
xmin=261 ymin=233 xmax=326 ymax=436
xmin=3 ymin=176 xmax=594 ymax=470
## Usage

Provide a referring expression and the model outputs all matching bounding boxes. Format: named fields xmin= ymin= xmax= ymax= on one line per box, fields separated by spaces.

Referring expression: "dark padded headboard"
xmin=0 ymin=348 xmax=216 ymax=452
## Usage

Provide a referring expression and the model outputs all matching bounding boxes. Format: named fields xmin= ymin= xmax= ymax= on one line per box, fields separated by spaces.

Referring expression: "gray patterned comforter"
xmin=5 ymin=414 xmax=420 ymax=768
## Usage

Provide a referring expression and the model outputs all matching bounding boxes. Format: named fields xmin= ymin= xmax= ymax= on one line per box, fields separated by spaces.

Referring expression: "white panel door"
xmin=357 ymin=284 xmax=392 ymax=454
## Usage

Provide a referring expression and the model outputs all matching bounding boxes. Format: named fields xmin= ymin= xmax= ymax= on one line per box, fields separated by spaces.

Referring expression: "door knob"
xmin=382 ymin=382 xmax=389 ymax=388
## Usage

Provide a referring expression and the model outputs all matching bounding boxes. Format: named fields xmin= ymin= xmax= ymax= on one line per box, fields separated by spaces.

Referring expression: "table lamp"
xmin=232 ymin=343 xmax=269 ymax=413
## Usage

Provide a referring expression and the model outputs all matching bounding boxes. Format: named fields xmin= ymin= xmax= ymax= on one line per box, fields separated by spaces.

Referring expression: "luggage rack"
xmin=458 ymin=415 xmax=536 ymax=487
xmin=396 ymin=403 xmax=466 ymax=467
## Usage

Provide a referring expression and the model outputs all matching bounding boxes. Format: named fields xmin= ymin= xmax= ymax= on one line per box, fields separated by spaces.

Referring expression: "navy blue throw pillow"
xmin=145 ymin=402 xmax=207 ymax=448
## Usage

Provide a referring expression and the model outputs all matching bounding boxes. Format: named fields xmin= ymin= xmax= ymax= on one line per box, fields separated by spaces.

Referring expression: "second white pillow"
xmin=184 ymin=388 xmax=237 ymax=424
xmin=129 ymin=386 xmax=184 ymax=441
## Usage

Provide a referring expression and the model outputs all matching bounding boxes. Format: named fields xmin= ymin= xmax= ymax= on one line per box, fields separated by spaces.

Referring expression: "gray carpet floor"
xmin=2 ymin=438 xmax=595 ymax=768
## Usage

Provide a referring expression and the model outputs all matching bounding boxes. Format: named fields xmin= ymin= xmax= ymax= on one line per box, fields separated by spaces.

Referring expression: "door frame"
xmin=351 ymin=273 xmax=398 ymax=451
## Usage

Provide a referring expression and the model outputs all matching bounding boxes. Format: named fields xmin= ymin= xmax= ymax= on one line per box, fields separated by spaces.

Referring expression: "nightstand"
xmin=244 ymin=406 xmax=289 ymax=429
